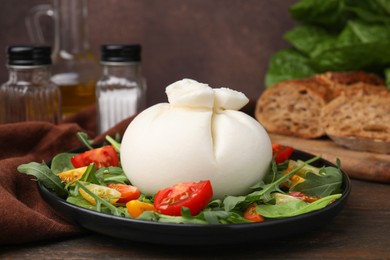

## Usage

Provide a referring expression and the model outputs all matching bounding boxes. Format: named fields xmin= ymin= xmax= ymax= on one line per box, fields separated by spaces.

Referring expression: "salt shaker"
xmin=0 ymin=46 xmax=62 ymax=124
xmin=96 ymin=44 xmax=146 ymax=134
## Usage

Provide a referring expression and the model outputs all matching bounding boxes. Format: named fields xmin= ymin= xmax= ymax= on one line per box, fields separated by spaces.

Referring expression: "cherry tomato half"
xmin=107 ymin=183 xmax=141 ymax=203
xmin=126 ymin=200 xmax=156 ymax=218
xmin=79 ymin=183 xmax=121 ymax=206
xmin=272 ymin=143 xmax=294 ymax=164
xmin=71 ymin=145 xmax=119 ymax=169
xmin=243 ymin=203 xmax=264 ymax=222
xmin=57 ymin=166 xmax=87 ymax=183
xmin=153 ymin=180 xmax=213 ymax=216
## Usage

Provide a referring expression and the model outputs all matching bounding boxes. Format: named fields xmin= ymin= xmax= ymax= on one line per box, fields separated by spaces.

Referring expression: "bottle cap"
xmin=101 ymin=44 xmax=141 ymax=62
xmin=7 ymin=45 xmax=52 ymax=66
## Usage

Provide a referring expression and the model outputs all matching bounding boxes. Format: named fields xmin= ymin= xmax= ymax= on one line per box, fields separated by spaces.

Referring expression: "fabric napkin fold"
xmin=0 ymin=105 xmax=134 ymax=245
xmin=0 ymin=100 xmax=255 ymax=245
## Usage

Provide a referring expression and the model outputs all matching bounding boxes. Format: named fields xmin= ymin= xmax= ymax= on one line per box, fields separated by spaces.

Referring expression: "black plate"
xmin=38 ymin=149 xmax=351 ymax=245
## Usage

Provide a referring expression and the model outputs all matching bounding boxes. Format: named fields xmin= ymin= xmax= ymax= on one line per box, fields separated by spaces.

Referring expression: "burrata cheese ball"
xmin=120 ymin=79 xmax=272 ymax=199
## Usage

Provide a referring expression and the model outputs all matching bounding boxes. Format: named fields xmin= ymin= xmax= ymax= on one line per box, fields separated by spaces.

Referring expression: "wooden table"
xmin=1 ymin=179 xmax=389 ymax=259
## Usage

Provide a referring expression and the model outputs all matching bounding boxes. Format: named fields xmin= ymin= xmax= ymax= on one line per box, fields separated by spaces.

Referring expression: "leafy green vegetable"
xmin=95 ymin=166 xmax=130 ymax=185
xmin=17 ymin=162 xmax=67 ymax=197
xmin=106 ymin=135 xmax=121 ymax=153
xmin=79 ymin=164 xmax=99 ymax=184
xmin=223 ymin=156 xmax=321 ymax=212
xmin=76 ymin=132 xmax=94 ymax=150
xmin=265 ymin=49 xmax=316 ymax=87
xmin=67 ymin=194 xmax=98 ymax=211
xmin=291 ymin=166 xmax=343 ymax=197
xmin=290 ymin=0 xmax=390 ymax=31
xmin=265 ymin=0 xmax=390 ymax=87
xmin=136 ymin=207 xmax=251 ymax=225
xmin=50 ymin=153 xmax=76 ymax=174
xmin=137 ymin=211 xmax=208 ymax=224
xmin=256 ymin=194 xmax=342 ymax=218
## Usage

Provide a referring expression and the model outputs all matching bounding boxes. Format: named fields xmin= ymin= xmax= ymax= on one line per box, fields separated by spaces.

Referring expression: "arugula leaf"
xmin=95 ymin=166 xmax=130 ymax=185
xmin=106 ymin=135 xmax=121 ymax=153
xmin=50 ymin=153 xmax=76 ymax=174
xmin=76 ymin=132 xmax=94 ymax=150
xmin=256 ymin=193 xmax=342 ymax=218
xmin=260 ymin=159 xmax=288 ymax=185
xmin=291 ymin=166 xmax=343 ymax=197
xmin=17 ymin=162 xmax=67 ymax=197
xmin=207 ymin=199 xmax=223 ymax=209
xmin=79 ymin=164 xmax=99 ymax=184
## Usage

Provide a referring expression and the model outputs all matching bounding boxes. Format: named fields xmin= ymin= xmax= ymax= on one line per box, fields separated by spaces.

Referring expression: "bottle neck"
xmin=101 ymin=62 xmax=142 ymax=79
xmin=53 ymin=0 xmax=90 ymax=58
xmin=7 ymin=65 xmax=51 ymax=84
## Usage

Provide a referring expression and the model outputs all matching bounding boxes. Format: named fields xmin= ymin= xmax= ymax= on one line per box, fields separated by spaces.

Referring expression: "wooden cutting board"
xmin=270 ymin=134 xmax=390 ymax=183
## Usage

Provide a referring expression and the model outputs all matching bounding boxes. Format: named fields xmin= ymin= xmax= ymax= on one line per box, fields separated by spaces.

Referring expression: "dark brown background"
xmin=0 ymin=0 xmax=296 ymax=106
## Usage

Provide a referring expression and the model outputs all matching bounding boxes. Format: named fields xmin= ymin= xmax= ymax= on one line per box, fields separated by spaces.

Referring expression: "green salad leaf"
xmin=67 ymin=194 xmax=98 ymax=211
xmin=105 ymin=135 xmax=121 ymax=153
xmin=291 ymin=166 xmax=343 ymax=197
xmin=50 ymin=153 xmax=77 ymax=174
xmin=17 ymin=162 xmax=67 ymax=197
xmin=95 ymin=166 xmax=130 ymax=185
xmin=76 ymin=132 xmax=94 ymax=150
xmin=256 ymin=194 xmax=342 ymax=218
xmin=79 ymin=164 xmax=99 ymax=184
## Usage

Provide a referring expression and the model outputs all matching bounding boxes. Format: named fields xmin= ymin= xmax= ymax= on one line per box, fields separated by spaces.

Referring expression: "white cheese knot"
xmin=120 ymin=79 xmax=272 ymax=199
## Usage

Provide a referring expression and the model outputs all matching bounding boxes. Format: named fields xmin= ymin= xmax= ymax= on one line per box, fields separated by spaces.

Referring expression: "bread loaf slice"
xmin=255 ymin=79 xmax=332 ymax=138
xmin=321 ymin=85 xmax=390 ymax=142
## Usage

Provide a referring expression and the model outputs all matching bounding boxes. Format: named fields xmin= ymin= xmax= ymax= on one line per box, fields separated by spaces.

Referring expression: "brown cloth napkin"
xmin=0 ymin=105 xmax=134 ymax=245
xmin=0 ymin=101 xmax=256 ymax=245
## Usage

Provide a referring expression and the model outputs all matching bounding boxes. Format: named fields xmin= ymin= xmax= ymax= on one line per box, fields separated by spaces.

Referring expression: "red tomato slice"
xmin=243 ymin=203 xmax=264 ymax=222
xmin=71 ymin=145 xmax=119 ymax=169
xmin=272 ymin=143 xmax=294 ymax=164
xmin=153 ymin=180 xmax=213 ymax=216
xmin=107 ymin=183 xmax=141 ymax=203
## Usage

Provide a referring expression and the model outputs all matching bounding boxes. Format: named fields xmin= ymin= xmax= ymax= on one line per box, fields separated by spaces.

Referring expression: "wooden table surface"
xmin=1 ymin=178 xmax=389 ymax=259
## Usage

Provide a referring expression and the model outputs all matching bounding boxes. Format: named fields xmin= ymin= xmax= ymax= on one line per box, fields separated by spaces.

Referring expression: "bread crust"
xmin=314 ymin=71 xmax=386 ymax=99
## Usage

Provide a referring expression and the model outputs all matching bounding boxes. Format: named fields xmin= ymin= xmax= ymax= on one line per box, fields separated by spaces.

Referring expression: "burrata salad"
xmin=18 ymin=79 xmax=344 ymax=224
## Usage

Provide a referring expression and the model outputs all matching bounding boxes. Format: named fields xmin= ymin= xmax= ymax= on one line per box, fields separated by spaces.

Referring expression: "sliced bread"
xmin=321 ymin=86 xmax=390 ymax=142
xmin=255 ymin=79 xmax=332 ymax=138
